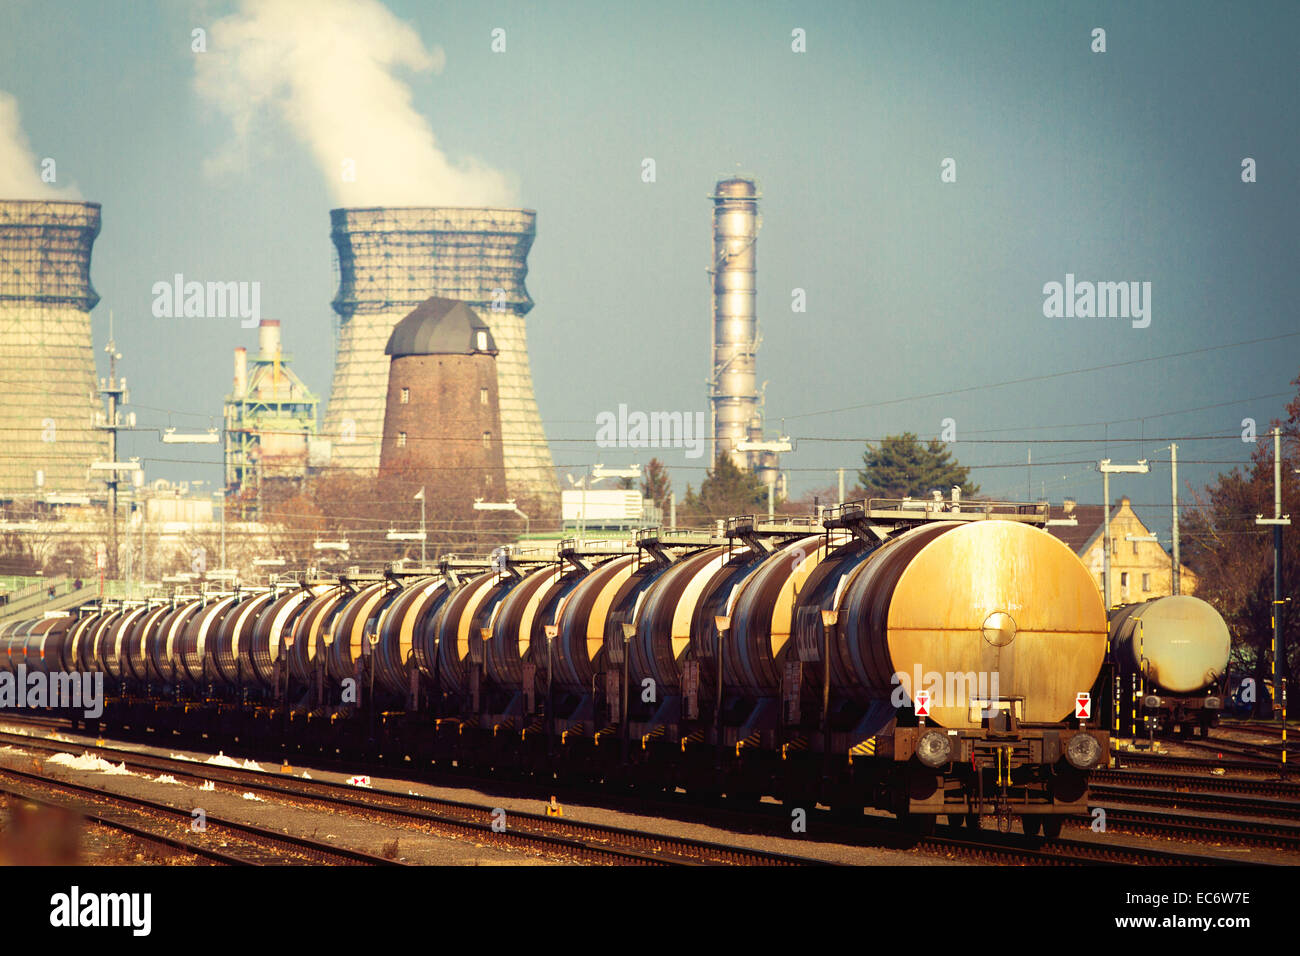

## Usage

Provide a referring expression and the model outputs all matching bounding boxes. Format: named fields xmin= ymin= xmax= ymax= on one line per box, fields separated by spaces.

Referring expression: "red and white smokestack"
xmin=233 ymin=347 xmax=248 ymax=396
xmin=258 ymin=319 xmax=281 ymax=358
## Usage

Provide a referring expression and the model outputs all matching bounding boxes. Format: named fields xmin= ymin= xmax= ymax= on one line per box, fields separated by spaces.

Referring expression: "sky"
xmin=1 ymin=0 xmax=1296 ymax=543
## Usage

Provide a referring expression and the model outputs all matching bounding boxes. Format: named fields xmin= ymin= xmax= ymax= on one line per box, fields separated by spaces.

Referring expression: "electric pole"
xmin=1099 ymin=459 xmax=1149 ymax=609
xmin=1255 ymin=426 xmax=1291 ymax=700
xmin=1171 ymin=443 xmax=1180 ymax=596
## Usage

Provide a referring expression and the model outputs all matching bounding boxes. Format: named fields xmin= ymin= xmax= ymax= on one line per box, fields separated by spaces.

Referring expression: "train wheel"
xmin=963 ymin=812 xmax=981 ymax=830
xmin=1021 ymin=816 xmax=1042 ymax=837
xmin=1040 ymin=816 xmax=1063 ymax=840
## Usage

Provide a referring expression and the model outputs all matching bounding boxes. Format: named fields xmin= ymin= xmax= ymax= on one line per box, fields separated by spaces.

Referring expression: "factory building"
xmin=378 ymin=297 xmax=506 ymax=506
xmin=321 ymin=207 xmax=558 ymax=513
xmin=0 ymin=200 xmax=108 ymax=497
xmin=223 ymin=319 xmax=320 ymax=508
xmin=708 ymin=178 xmax=784 ymax=491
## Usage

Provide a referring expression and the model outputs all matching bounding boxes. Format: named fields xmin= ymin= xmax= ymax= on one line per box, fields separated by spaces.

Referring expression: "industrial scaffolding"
xmin=322 ymin=207 xmax=559 ymax=511
xmin=0 ymin=200 xmax=108 ymax=497
xmin=224 ymin=320 xmax=320 ymax=513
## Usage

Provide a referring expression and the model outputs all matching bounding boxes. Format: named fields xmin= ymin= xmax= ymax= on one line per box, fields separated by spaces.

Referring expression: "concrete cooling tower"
xmin=0 ymin=200 xmax=108 ymax=497
xmin=322 ymin=207 xmax=558 ymax=511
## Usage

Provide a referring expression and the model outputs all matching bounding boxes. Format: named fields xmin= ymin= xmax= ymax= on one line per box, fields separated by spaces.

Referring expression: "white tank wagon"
xmin=1108 ymin=595 xmax=1231 ymax=737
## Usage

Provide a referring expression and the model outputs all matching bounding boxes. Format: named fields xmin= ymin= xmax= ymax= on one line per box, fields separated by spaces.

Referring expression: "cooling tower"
xmin=709 ymin=179 xmax=761 ymax=470
xmin=0 ymin=200 xmax=107 ymax=496
xmin=323 ymin=207 xmax=558 ymax=511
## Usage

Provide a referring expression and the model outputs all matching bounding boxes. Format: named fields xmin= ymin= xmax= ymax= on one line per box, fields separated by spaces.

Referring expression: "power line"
xmin=784 ymin=332 xmax=1300 ymax=421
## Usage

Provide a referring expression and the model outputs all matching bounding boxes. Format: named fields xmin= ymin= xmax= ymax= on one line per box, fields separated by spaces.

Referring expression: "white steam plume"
xmin=195 ymin=0 xmax=516 ymax=207
xmin=0 ymin=91 xmax=78 ymax=199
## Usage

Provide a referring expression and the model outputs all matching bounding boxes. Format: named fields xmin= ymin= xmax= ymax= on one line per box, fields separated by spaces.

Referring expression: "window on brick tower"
xmin=397 ymin=432 xmax=407 ymax=448
xmin=400 ymin=387 xmax=409 ymax=404
xmin=480 ymin=387 xmax=488 ymax=406
xmin=482 ymin=431 xmax=491 ymax=448
xmin=476 ymin=331 xmax=488 ymax=351
xmin=1142 ymin=573 xmax=1151 ymax=591
xmin=1132 ymin=540 xmax=1138 ymax=555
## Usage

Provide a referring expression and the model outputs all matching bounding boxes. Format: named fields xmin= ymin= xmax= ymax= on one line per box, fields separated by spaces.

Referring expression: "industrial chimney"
xmin=0 ymin=200 xmax=108 ymax=495
xmin=322 ymin=207 xmax=558 ymax=512
xmin=709 ymin=178 xmax=762 ymax=472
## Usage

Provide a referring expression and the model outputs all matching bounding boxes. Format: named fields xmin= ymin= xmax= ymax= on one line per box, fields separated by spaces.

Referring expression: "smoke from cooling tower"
xmin=195 ymin=0 xmax=516 ymax=207
xmin=0 ymin=90 xmax=78 ymax=199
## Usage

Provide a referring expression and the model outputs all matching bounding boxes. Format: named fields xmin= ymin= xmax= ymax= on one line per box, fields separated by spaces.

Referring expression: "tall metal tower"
xmin=708 ymin=178 xmax=762 ymax=472
xmin=322 ymin=207 xmax=558 ymax=513
xmin=0 ymin=200 xmax=108 ymax=497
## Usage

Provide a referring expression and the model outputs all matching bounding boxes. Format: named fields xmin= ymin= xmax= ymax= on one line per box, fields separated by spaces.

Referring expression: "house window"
xmin=1120 ymin=572 xmax=1129 ymax=589
xmin=400 ymin=387 xmax=409 ymax=404
xmin=1142 ymin=573 xmax=1151 ymax=591
xmin=480 ymin=387 xmax=488 ymax=406
xmin=1132 ymin=540 xmax=1138 ymax=555
xmin=476 ymin=331 xmax=488 ymax=351
xmin=397 ymin=432 xmax=407 ymax=448
xmin=482 ymin=431 xmax=491 ymax=448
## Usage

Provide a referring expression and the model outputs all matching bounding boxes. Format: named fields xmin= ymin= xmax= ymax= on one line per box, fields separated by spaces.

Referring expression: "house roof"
xmin=1047 ymin=503 xmax=1111 ymax=553
xmin=385 ymin=297 xmax=496 ymax=358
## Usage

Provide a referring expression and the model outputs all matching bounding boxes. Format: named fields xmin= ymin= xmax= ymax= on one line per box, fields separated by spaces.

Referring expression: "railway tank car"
xmin=0 ymin=499 xmax=1114 ymax=836
xmin=1108 ymin=595 xmax=1231 ymax=737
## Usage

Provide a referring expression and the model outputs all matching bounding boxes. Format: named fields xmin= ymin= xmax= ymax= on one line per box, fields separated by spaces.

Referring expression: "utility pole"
xmin=837 ymin=468 xmax=845 ymax=506
xmin=217 ymin=489 xmax=226 ymax=571
xmin=1099 ymin=459 xmax=1149 ymax=609
xmin=1170 ymin=443 xmax=1180 ymax=596
xmin=94 ymin=323 xmax=133 ymax=580
xmin=414 ymin=487 xmax=426 ymax=564
xmin=1255 ymin=427 xmax=1291 ymax=711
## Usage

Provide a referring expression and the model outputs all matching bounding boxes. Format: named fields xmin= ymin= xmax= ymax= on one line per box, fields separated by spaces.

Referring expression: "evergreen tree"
xmin=857 ymin=432 xmax=979 ymax=499
xmin=640 ymin=458 xmax=672 ymax=512
xmin=679 ymin=455 xmax=768 ymax=524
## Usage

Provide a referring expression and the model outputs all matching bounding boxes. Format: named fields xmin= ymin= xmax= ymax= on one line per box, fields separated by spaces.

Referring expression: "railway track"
xmin=1096 ymin=767 xmax=1300 ymax=800
xmin=1110 ymin=749 xmax=1281 ymax=776
xmin=918 ymin=829 xmax=1261 ymax=866
xmin=1 ymin=719 xmax=1272 ymax=867
xmin=1068 ymin=805 xmax=1300 ymax=852
xmin=0 ymin=785 xmax=248 ymax=865
xmin=0 ymin=764 xmax=399 ymax=865
xmin=0 ymin=731 xmax=829 ymax=867
xmin=1090 ymin=782 xmax=1300 ymax=822
xmin=1218 ymin=720 xmax=1298 ymax=738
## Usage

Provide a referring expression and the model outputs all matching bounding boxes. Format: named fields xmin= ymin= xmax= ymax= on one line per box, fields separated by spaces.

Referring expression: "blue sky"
xmin=2 ymin=0 xmax=1296 ymax=539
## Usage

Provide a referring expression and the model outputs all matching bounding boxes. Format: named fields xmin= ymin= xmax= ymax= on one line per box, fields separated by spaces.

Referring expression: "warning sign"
xmin=1075 ymin=693 xmax=1091 ymax=720
xmin=915 ymin=690 xmax=931 ymax=718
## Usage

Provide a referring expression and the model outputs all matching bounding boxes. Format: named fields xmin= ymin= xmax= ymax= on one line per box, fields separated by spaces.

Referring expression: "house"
xmin=1046 ymin=496 xmax=1197 ymax=607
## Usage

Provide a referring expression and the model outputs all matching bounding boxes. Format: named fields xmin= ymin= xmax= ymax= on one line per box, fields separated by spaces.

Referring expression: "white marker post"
xmin=1075 ymin=692 xmax=1091 ymax=728
xmin=915 ymin=689 xmax=931 ymax=726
